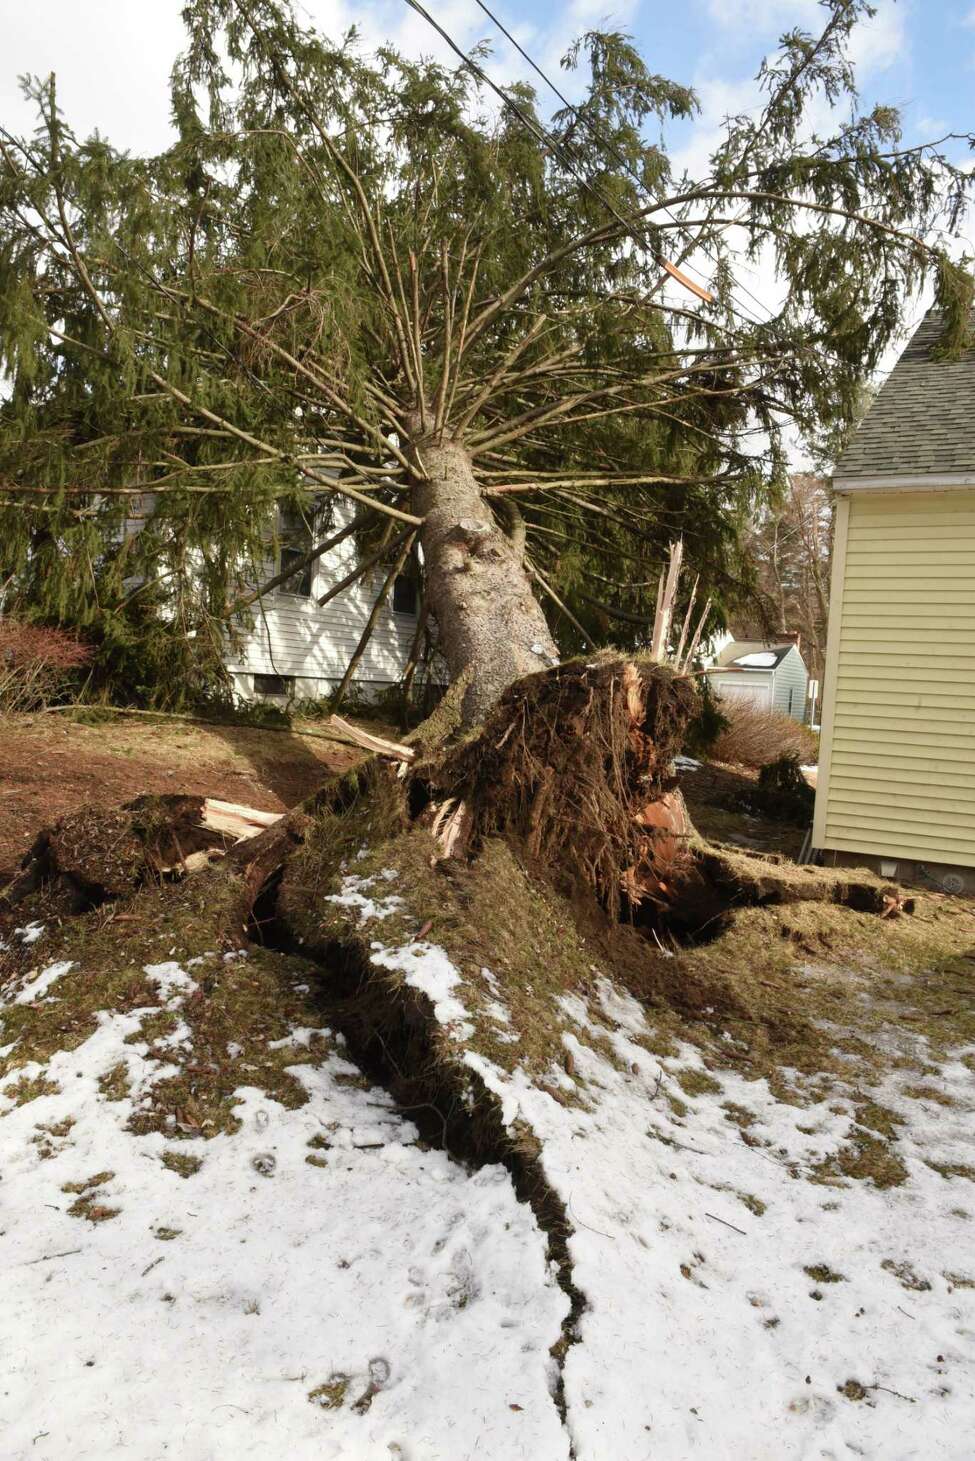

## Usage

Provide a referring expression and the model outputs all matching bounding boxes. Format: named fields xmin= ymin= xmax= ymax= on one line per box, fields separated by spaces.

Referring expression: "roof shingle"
xmin=834 ymin=311 xmax=975 ymax=481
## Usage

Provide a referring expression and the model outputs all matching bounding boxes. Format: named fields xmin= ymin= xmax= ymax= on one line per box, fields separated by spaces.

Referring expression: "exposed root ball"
xmin=422 ymin=655 xmax=698 ymax=918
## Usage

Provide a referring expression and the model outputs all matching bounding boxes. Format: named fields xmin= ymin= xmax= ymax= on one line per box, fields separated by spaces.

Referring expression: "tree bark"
xmin=413 ymin=438 xmax=558 ymax=726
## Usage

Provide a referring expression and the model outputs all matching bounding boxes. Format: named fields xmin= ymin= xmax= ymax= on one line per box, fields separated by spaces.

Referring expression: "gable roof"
xmin=713 ymin=639 xmax=799 ymax=671
xmin=834 ymin=310 xmax=975 ymax=482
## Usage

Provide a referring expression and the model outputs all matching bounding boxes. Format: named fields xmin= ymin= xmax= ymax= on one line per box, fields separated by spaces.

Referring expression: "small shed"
xmin=706 ymin=638 xmax=809 ymax=721
xmin=813 ymin=309 xmax=975 ymax=890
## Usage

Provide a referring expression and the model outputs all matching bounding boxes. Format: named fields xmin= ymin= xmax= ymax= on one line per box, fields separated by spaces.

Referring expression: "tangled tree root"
xmin=416 ymin=655 xmax=700 ymax=916
xmin=0 ymin=795 xmax=239 ymax=915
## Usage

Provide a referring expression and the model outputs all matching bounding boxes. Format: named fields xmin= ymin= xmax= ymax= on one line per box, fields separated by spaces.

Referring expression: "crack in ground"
xmin=248 ymin=878 xmax=584 ymax=1450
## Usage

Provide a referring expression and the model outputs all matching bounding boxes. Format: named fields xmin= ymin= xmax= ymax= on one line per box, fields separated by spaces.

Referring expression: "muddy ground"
xmin=0 ymin=712 xmax=362 ymax=880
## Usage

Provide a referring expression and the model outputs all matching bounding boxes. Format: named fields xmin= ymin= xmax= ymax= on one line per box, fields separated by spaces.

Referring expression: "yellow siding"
xmin=813 ymin=489 xmax=975 ymax=868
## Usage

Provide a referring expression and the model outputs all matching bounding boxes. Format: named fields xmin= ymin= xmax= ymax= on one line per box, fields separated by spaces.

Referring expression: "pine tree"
xmin=0 ymin=0 xmax=971 ymax=717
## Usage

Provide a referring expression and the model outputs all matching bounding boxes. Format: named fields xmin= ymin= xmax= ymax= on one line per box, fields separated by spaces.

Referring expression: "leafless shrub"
xmin=0 ymin=620 xmax=92 ymax=714
xmin=710 ymin=699 xmax=818 ymax=769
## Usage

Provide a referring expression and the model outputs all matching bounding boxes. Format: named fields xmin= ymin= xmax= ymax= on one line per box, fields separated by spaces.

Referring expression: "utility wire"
xmin=470 ymin=0 xmax=933 ymax=403
xmin=406 ymin=0 xmax=896 ymax=400
xmin=401 ymin=0 xmax=773 ymax=348
xmin=469 ymin=0 xmax=775 ymax=332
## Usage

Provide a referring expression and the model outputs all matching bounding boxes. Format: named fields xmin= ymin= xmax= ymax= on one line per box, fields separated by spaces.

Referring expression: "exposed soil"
xmin=0 ymin=712 xmax=362 ymax=881
xmin=679 ymin=759 xmax=808 ymax=859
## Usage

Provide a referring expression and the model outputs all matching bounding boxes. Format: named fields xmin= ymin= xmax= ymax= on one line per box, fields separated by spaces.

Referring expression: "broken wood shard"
xmin=428 ymin=797 xmax=473 ymax=862
xmin=327 ymin=717 xmax=416 ymax=763
xmin=200 ymin=799 xmax=284 ymax=843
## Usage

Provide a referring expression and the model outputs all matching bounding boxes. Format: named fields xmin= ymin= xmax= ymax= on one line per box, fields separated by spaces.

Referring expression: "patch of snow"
xmin=143 ymin=961 xmax=198 ymax=1007
xmin=463 ymin=1009 xmax=975 ymax=1459
xmin=327 ymin=873 xmax=404 ymax=922
xmin=674 ymin=754 xmax=702 ymax=770
xmin=371 ymin=940 xmax=475 ymax=1041
xmin=12 ymin=960 xmax=74 ymax=1006
xmin=15 ymin=921 xmax=46 ymax=946
xmin=484 ymin=998 xmax=511 ymax=1026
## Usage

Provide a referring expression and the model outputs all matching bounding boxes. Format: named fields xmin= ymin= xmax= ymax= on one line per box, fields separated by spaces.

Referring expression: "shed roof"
xmin=834 ymin=310 xmax=975 ymax=482
xmin=713 ymin=639 xmax=798 ymax=671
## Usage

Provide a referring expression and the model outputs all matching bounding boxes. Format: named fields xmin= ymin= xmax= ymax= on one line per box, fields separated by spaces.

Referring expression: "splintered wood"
xmin=200 ymin=799 xmax=284 ymax=842
xmin=327 ymin=717 xmax=416 ymax=763
xmin=650 ymin=539 xmax=711 ymax=673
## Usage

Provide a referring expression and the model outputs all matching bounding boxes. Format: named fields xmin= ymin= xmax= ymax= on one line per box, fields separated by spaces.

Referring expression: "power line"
xmin=401 ymin=0 xmax=772 ymax=347
xmin=405 ymin=0 xmax=895 ymax=409
xmin=468 ymin=0 xmax=776 ymax=332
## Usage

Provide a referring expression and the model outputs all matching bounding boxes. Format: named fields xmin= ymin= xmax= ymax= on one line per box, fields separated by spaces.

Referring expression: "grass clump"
xmin=902 ymin=1083 xmax=957 ymax=1107
xmin=675 ymin=1067 xmax=722 ymax=1098
xmin=308 ymin=1375 xmax=349 ymax=1411
xmin=97 ymin=1062 xmax=131 ymax=1101
xmin=161 ymin=1149 xmax=202 ymax=1178
xmin=852 ymin=1101 xmax=904 ymax=1139
xmin=881 ymin=1258 xmax=931 ymax=1292
xmin=3 ymin=1072 xmax=60 ymax=1108
xmin=813 ymin=1128 xmax=908 ymax=1190
xmin=62 ymin=1170 xmax=119 ymax=1223
xmin=804 ymin=1264 xmax=846 ymax=1284
xmin=737 ymin=1192 xmax=767 ymax=1217
xmin=31 ymin=1116 xmax=75 ymax=1159
xmin=925 ymin=1160 xmax=975 ymax=1183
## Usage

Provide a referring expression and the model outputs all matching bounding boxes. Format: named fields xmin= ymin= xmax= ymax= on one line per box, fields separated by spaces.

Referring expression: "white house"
xmin=227 ymin=498 xmax=420 ymax=702
xmin=705 ymin=637 xmax=810 ymax=721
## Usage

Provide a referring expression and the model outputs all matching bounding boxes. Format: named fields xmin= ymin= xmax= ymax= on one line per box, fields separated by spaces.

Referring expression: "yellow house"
xmin=813 ymin=311 xmax=975 ymax=893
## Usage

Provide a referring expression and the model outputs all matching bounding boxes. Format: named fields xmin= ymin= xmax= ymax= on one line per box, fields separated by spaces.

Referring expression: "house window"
xmin=278 ymin=504 xmax=315 ymax=597
xmin=253 ymin=672 xmax=294 ymax=698
xmin=392 ymin=574 xmax=418 ymax=615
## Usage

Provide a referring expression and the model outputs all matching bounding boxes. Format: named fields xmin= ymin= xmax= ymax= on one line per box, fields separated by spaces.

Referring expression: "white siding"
xmin=227 ymin=501 xmax=418 ymax=697
xmin=770 ymin=646 xmax=809 ymax=721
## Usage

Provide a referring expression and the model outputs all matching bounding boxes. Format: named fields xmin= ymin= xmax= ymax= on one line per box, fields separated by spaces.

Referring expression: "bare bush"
xmin=0 ymin=621 xmax=92 ymax=714
xmin=709 ymin=699 xmax=818 ymax=769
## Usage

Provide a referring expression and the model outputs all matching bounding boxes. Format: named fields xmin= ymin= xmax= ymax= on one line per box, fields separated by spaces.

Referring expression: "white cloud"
xmin=845 ymin=0 xmax=906 ymax=77
xmin=0 ymin=2 xmax=185 ymax=154
xmin=703 ymin=0 xmax=905 ymax=82
xmin=705 ymin=0 xmax=819 ymax=26
xmin=0 ymin=0 xmax=573 ymax=154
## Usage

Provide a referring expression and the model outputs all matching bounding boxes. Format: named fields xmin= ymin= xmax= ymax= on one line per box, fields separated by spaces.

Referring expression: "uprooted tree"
xmin=0 ymin=0 xmax=972 ymax=922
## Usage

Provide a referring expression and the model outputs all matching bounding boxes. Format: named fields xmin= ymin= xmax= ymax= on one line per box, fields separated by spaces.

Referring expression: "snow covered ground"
xmin=473 ymin=985 xmax=975 ymax=1459
xmin=2 ymin=922 xmax=974 ymax=1459
xmin=0 ymin=956 xmax=567 ymax=1461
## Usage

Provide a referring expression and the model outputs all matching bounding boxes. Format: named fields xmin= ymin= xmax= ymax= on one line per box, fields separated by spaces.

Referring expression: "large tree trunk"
xmin=413 ymin=438 xmax=558 ymax=726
